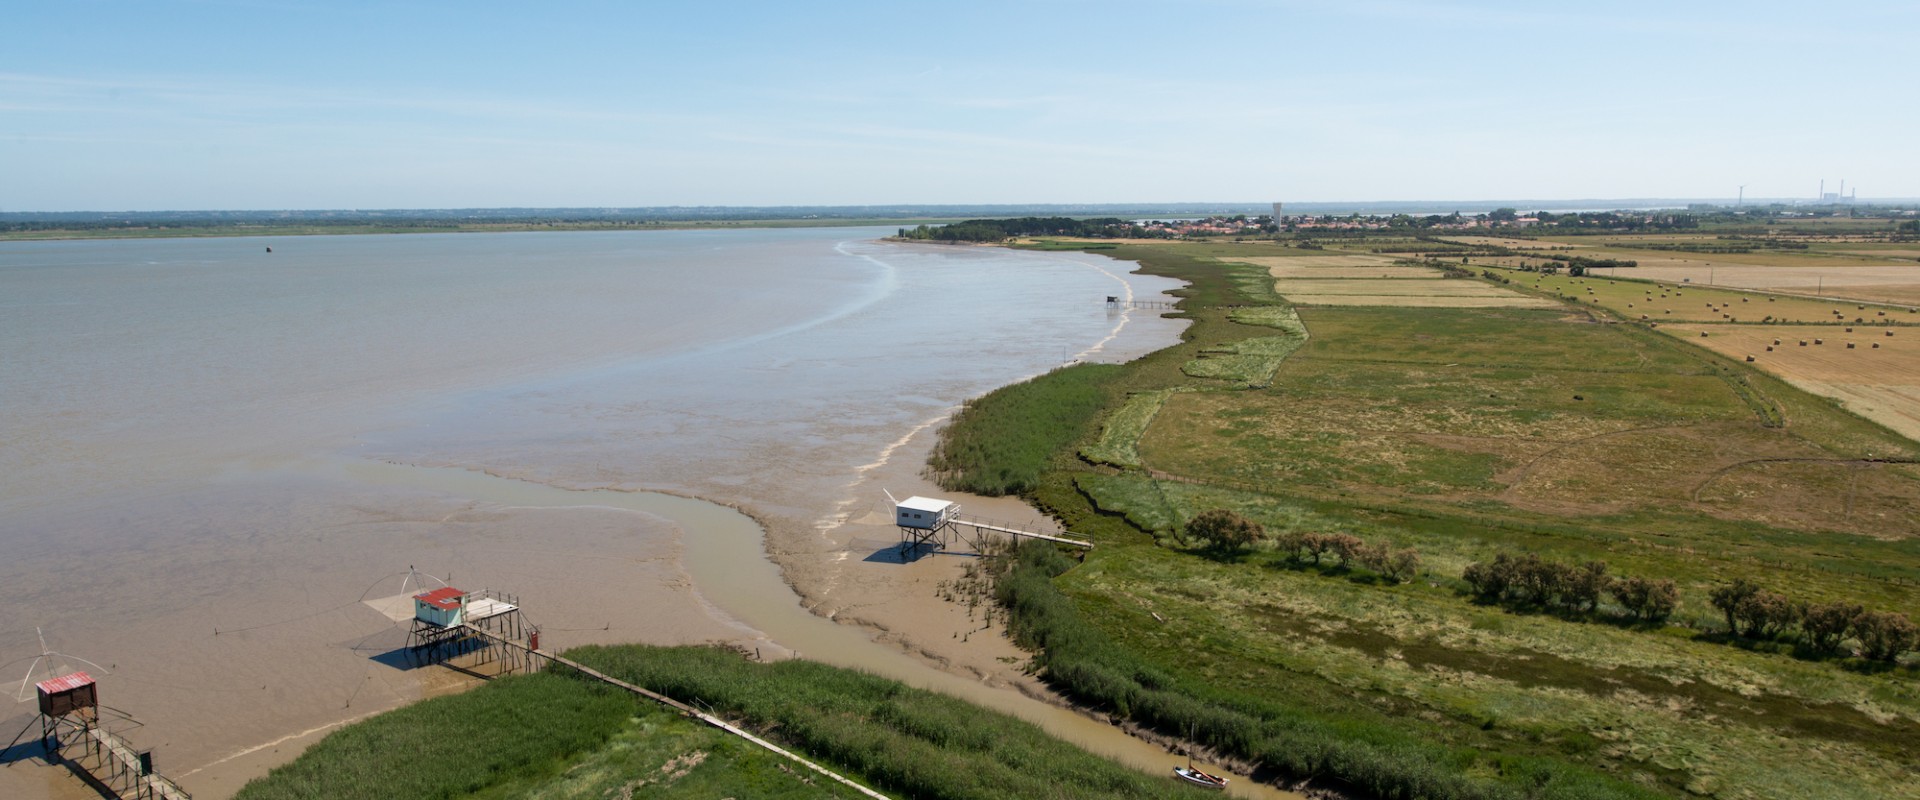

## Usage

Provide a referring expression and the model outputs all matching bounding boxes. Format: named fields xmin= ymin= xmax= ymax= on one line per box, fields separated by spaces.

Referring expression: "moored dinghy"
xmin=1173 ymin=765 xmax=1228 ymax=789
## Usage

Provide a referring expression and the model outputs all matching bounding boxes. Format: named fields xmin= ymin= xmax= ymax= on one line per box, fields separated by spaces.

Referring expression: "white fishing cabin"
xmin=895 ymin=496 xmax=959 ymax=530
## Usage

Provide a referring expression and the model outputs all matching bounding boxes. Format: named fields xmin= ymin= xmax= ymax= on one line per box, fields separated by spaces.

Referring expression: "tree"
xmin=1326 ymin=533 xmax=1366 ymax=568
xmin=1509 ymin=554 xmax=1571 ymax=607
xmin=1562 ymin=561 xmax=1612 ymax=613
xmin=1381 ymin=548 xmax=1422 ymax=583
xmin=1609 ymin=576 xmax=1679 ymax=622
xmin=1800 ymin=602 xmax=1864 ymax=655
xmin=1709 ymin=579 xmax=1760 ymax=634
xmin=1463 ymin=554 xmax=1514 ymax=600
xmin=1186 ymin=509 xmax=1264 ymax=553
xmin=1733 ymin=590 xmax=1800 ymax=639
xmin=1853 ymin=611 xmax=1918 ymax=662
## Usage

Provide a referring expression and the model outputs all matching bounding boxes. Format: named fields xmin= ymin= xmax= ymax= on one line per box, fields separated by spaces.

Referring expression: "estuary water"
xmin=0 ymin=228 xmax=1242 ymax=797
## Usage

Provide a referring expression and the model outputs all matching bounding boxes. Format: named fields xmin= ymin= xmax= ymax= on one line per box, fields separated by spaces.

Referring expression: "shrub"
xmin=1186 ymin=508 xmax=1264 ymax=553
xmin=1562 ymin=561 xmax=1612 ymax=613
xmin=1709 ymin=578 xmax=1760 ymax=634
xmin=1853 ymin=611 xmax=1918 ymax=662
xmin=1608 ymin=576 xmax=1679 ymax=622
xmin=1733 ymin=589 xmax=1800 ymax=639
xmin=1801 ymin=602 xmax=1864 ymax=654
xmin=1326 ymin=533 xmax=1366 ymax=567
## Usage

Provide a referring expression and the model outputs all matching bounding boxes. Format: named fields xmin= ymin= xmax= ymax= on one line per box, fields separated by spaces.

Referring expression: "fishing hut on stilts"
xmin=404 ymin=586 xmax=541 ymax=675
xmin=888 ymin=492 xmax=1092 ymax=558
xmin=5 ymin=662 xmax=193 ymax=799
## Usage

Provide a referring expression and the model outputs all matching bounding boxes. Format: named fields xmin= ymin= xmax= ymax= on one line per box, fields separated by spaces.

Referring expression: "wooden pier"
xmin=16 ymin=671 xmax=193 ymax=800
xmin=899 ymin=512 xmax=1092 ymax=556
xmin=453 ymin=624 xmax=892 ymax=800
xmin=1107 ymin=296 xmax=1176 ymax=310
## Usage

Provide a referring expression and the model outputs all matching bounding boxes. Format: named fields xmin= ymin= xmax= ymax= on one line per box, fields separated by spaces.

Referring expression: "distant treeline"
xmin=897 ymin=217 xmax=1132 ymax=243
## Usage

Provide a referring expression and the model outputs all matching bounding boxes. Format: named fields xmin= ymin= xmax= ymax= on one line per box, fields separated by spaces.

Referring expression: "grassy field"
xmin=235 ymin=645 xmax=1177 ymax=800
xmin=935 ymin=237 xmax=1920 ymax=799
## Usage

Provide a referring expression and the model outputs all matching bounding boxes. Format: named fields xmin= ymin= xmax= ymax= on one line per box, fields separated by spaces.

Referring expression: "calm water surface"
xmin=0 ymin=228 xmax=1225 ymax=796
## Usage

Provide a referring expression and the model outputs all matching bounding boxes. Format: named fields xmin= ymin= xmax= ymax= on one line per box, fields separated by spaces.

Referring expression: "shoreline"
xmin=0 ymin=219 xmax=967 ymax=243
xmin=4 ymin=237 xmax=1208 ymax=800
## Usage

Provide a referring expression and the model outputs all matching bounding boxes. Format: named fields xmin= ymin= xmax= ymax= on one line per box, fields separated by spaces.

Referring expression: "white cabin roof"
xmin=898 ymin=496 xmax=953 ymax=513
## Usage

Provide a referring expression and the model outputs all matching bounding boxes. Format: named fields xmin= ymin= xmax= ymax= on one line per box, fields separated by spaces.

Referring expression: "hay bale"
xmin=1766 ymin=345 xmax=1774 ymax=351
xmin=1800 ymin=340 xmax=1808 ymax=346
xmin=1847 ymin=327 xmax=1854 ymax=332
xmin=1847 ymin=342 xmax=1856 ymax=349
xmin=1887 ymin=330 xmax=1895 ymax=337
xmin=1773 ymin=339 xmax=1781 ymax=345
xmin=1746 ymin=355 xmax=1755 ymax=362
xmin=1815 ymin=338 xmax=1825 ymax=345
xmin=1873 ymin=343 xmax=1881 ymax=349
xmin=1700 ymin=331 xmax=1709 ymax=338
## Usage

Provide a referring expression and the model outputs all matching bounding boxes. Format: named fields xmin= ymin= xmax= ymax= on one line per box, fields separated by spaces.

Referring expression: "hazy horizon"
xmin=5 ymin=1 xmax=1916 ymax=210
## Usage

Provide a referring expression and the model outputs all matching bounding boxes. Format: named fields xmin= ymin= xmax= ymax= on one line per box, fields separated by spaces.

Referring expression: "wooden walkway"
xmin=951 ymin=514 xmax=1093 ymax=549
xmin=456 ymin=624 xmax=891 ymax=800
xmin=31 ymin=718 xmax=194 ymax=800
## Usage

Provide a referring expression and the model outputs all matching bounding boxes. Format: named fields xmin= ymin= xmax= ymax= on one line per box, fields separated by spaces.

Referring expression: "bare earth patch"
xmin=1668 ymin=323 xmax=1920 ymax=443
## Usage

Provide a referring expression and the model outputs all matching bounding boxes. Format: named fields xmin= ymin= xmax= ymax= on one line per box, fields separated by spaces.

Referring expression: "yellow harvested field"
xmin=1285 ymin=294 xmax=1561 ymax=308
xmin=1835 ymin=248 xmax=1920 ymax=259
xmin=1270 ymin=265 xmax=1442 ymax=279
xmin=1434 ymin=236 xmax=1581 ymax=249
xmin=1274 ymin=279 xmax=1514 ymax=297
xmin=1226 ymin=255 xmax=1399 ymax=268
xmin=1668 ymin=323 xmax=1920 ymax=443
xmin=1597 ymin=263 xmax=1920 ymax=291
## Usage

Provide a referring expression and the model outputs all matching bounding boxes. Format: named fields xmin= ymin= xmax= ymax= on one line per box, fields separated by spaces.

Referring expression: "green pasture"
xmin=950 ymin=237 xmax=1920 ymax=799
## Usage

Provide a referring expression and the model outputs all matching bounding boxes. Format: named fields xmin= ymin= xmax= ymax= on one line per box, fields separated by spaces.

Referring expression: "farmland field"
xmin=936 ymin=234 xmax=1920 ymax=800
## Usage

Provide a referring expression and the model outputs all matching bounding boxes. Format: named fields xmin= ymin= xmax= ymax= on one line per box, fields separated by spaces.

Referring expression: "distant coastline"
xmin=0 ymin=217 xmax=961 ymax=242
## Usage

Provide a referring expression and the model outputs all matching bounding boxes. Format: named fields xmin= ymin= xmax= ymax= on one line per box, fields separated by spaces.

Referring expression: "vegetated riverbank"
xmin=934 ymin=237 xmax=1920 ymax=800
xmin=234 ymin=644 xmax=1178 ymax=800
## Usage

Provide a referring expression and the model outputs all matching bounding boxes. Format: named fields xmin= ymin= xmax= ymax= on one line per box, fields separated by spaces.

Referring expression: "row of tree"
xmin=1460 ymin=554 xmax=1916 ymax=662
xmin=895 ymin=217 xmax=1130 ymax=242
xmin=1184 ymin=511 xmax=1423 ymax=582
xmin=1708 ymin=579 xmax=1917 ymax=661
xmin=1462 ymin=554 xmax=1678 ymax=621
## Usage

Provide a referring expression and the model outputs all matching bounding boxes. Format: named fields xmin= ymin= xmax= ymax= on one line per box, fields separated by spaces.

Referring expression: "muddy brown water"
xmin=0 ymin=229 xmax=1295 ymax=798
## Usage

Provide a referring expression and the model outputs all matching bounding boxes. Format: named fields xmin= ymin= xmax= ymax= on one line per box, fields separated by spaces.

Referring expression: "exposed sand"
xmin=1666 ymin=324 xmax=1920 ymax=443
xmin=0 ymin=477 xmax=763 ymax=800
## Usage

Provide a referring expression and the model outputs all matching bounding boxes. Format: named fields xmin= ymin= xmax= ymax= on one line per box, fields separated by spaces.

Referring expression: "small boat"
xmin=1173 ymin=765 xmax=1228 ymax=789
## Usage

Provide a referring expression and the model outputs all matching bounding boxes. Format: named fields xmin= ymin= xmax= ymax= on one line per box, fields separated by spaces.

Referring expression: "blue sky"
xmin=4 ymin=1 xmax=1916 ymax=210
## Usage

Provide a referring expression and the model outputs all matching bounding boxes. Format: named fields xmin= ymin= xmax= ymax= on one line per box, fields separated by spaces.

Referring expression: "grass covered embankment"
xmin=936 ymin=238 xmax=1920 ymax=799
xmin=236 ymin=645 xmax=1172 ymax=800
